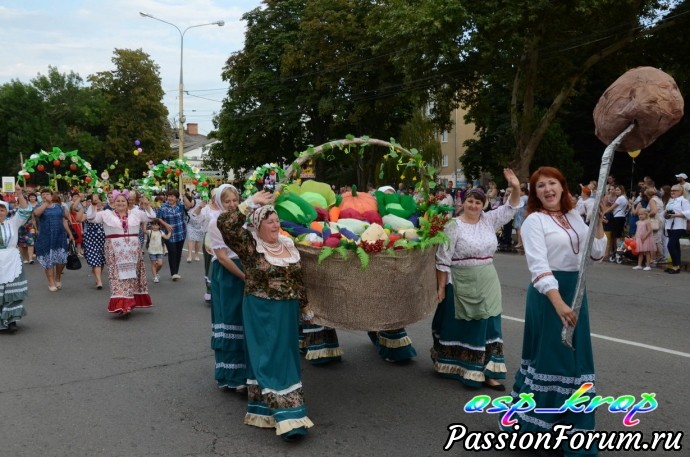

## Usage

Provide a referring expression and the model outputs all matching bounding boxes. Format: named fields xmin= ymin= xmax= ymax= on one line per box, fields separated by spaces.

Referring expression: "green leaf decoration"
xmin=335 ymin=246 xmax=349 ymax=259
xmin=356 ymin=247 xmax=370 ymax=270
xmin=317 ymin=247 xmax=334 ymax=264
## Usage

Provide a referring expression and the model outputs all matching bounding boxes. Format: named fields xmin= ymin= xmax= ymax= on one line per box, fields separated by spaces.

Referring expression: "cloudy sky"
xmin=0 ymin=0 xmax=263 ymax=135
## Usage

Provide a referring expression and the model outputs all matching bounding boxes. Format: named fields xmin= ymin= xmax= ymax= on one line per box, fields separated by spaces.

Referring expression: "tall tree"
xmin=377 ymin=0 xmax=686 ymax=181
xmin=0 ymin=80 xmax=50 ymax=176
xmin=31 ymin=66 xmax=108 ymax=164
xmin=210 ymin=0 xmax=418 ymax=187
xmin=89 ymin=49 xmax=170 ymax=179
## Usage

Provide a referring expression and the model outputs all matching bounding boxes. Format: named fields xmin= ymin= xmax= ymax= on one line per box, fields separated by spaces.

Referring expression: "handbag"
xmin=66 ymin=241 xmax=82 ymax=270
xmin=650 ymin=219 xmax=660 ymax=231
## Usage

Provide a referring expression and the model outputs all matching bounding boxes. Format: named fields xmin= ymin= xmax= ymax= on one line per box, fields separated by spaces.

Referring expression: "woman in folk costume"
xmin=206 ymin=184 xmax=246 ymax=390
xmin=87 ymin=190 xmax=157 ymax=315
xmin=0 ymin=184 xmax=31 ymax=333
xmin=217 ymin=190 xmax=314 ymax=442
xmin=503 ymin=167 xmax=607 ymax=456
xmin=433 ymin=169 xmax=522 ymax=391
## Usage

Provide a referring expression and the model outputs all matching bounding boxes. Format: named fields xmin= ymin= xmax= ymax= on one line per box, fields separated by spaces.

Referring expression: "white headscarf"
xmin=213 ymin=184 xmax=238 ymax=211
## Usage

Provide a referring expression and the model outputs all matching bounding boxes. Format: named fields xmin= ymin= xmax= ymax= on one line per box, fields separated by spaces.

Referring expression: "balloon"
xmin=133 ymin=149 xmax=140 ymax=156
xmin=134 ymin=140 xmax=141 ymax=146
xmin=627 ymin=150 xmax=641 ymax=159
xmin=137 ymin=147 xmax=143 ymax=153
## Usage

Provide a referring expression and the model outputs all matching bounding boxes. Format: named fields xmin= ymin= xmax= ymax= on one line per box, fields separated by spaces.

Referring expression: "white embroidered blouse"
xmin=522 ymin=210 xmax=607 ymax=294
xmin=436 ymin=203 xmax=520 ymax=271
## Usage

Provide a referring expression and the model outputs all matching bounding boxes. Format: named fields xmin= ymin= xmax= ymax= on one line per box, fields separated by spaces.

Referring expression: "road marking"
xmin=502 ymin=315 xmax=690 ymax=358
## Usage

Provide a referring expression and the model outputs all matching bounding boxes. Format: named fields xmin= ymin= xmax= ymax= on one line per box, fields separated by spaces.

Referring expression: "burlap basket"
xmin=297 ymin=245 xmax=438 ymax=331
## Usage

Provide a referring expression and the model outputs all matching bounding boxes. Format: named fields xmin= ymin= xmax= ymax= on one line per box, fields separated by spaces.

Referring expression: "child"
xmin=147 ymin=219 xmax=171 ymax=283
xmin=633 ymin=209 xmax=655 ymax=271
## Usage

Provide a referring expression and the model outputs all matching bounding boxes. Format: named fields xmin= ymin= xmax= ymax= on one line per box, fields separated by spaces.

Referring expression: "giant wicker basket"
xmin=296 ymin=245 xmax=438 ymax=331
xmin=278 ymin=137 xmax=441 ymax=331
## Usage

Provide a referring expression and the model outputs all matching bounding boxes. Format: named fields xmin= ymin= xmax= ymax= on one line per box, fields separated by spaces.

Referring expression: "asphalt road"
xmin=1 ymin=252 xmax=688 ymax=457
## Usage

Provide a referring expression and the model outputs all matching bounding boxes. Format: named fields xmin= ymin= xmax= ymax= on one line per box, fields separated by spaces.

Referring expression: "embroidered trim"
xmin=532 ymin=272 xmax=554 ymax=284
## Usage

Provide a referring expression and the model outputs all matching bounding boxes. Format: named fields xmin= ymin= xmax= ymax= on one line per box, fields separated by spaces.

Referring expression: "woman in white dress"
xmin=433 ymin=168 xmax=522 ymax=391
xmin=0 ymin=184 xmax=31 ymax=333
xmin=87 ymin=190 xmax=157 ymax=315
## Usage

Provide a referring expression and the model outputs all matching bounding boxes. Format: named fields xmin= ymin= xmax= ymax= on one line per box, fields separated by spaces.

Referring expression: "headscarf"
xmin=213 ymin=183 xmax=238 ymax=211
xmin=462 ymin=187 xmax=486 ymax=203
xmin=112 ymin=189 xmax=130 ymax=201
xmin=249 ymin=204 xmax=276 ymax=230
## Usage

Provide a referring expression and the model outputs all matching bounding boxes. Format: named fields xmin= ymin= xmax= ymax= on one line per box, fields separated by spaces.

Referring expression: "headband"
xmin=463 ymin=187 xmax=486 ymax=201
xmin=112 ymin=189 xmax=130 ymax=200
xmin=249 ymin=205 xmax=276 ymax=230
xmin=214 ymin=184 xmax=238 ymax=210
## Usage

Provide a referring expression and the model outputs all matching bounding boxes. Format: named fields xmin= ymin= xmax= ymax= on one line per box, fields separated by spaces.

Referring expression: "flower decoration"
xmin=139 ymin=159 xmax=212 ymax=199
xmin=18 ymin=147 xmax=100 ymax=191
xmin=242 ymin=163 xmax=287 ymax=198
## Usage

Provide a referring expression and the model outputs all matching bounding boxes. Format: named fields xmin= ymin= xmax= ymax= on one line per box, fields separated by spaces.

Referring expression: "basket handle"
xmin=284 ymin=137 xmax=434 ymax=195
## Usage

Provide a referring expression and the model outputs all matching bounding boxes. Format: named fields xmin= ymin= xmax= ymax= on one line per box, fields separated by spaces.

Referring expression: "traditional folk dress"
xmin=87 ymin=206 xmax=156 ymax=314
xmin=433 ymin=203 xmax=519 ymax=387
xmin=504 ymin=210 xmax=607 ymax=457
xmin=367 ymin=329 xmax=417 ymax=362
xmin=0 ymin=206 xmax=32 ymax=331
xmin=207 ymin=214 xmax=246 ymax=389
xmin=217 ymin=203 xmax=314 ymax=439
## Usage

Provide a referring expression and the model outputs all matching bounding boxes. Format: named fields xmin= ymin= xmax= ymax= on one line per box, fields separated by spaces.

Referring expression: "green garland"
xmin=242 ymin=163 xmax=287 ymax=198
xmin=139 ymin=159 xmax=212 ymax=199
xmin=18 ymin=147 xmax=103 ymax=194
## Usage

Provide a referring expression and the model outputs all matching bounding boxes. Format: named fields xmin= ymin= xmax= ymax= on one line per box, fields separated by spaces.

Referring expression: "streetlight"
xmin=139 ymin=12 xmax=224 ymax=192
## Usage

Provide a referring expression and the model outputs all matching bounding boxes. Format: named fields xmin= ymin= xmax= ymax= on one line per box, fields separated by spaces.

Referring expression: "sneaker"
xmin=643 ymin=266 xmax=652 ymax=271
xmin=153 ymin=275 xmax=160 ymax=283
xmin=172 ymin=274 xmax=181 ymax=281
xmin=632 ymin=266 xmax=642 ymax=270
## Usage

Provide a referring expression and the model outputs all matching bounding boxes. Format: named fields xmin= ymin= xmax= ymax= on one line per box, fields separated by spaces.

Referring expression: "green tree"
xmin=31 ymin=66 xmax=108 ymax=165
xmin=377 ymin=0 xmax=686 ymax=181
xmin=211 ymin=0 xmax=417 ymax=187
xmin=89 ymin=48 xmax=170 ymax=180
xmin=0 ymin=80 xmax=50 ymax=176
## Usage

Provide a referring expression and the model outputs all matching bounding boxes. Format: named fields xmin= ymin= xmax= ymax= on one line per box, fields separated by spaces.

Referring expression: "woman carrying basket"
xmin=433 ymin=168 xmax=522 ymax=391
xmin=217 ymin=190 xmax=314 ymax=442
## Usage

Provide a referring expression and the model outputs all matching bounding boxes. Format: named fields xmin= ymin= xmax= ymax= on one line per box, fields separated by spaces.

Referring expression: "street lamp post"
xmin=139 ymin=12 xmax=224 ymax=192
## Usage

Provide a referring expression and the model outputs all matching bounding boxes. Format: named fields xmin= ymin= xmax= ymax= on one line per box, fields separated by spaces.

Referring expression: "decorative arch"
xmin=139 ymin=159 xmax=212 ymax=199
xmin=18 ymin=147 xmax=102 ymax=193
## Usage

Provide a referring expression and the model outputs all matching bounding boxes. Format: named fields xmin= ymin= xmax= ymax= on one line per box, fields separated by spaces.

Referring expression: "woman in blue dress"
xmin=33 ymin=189 xmax=74 ymax=292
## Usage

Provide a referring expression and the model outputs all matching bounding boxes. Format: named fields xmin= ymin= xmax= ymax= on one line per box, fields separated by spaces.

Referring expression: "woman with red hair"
xmin=503 ymin=167 xmax=607 ymax=456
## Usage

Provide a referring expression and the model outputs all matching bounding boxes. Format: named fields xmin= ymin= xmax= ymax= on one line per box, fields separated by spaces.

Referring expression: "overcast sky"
xmin=0 ymin=0 xmax=263 ymax=135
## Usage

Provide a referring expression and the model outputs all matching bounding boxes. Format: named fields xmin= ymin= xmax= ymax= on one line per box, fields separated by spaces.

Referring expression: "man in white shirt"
xmin=675 ymin=173 xmax=690 ymax=200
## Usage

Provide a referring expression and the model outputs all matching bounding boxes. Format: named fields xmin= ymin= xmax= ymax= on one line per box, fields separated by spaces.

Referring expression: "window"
xmin=441 ymin=131 xmax=449 ymax=143
xmin=442 ymin=154 xmax=448 ymax=167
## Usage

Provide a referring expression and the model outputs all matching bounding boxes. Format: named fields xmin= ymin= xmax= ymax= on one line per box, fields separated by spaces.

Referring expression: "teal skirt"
xmin=506 ymin=271 xmax=597 ymax=456
xmin=210 ymin=259 xmax=246 ymax=388
xmin=299 ymin=324 xmax=343 ymax=365
xmin=431 ymin=284 xmax=505 ymax=387
xmin=367 ymin=329 xmax=417 ymax=362
xmin=243 ymin=295 xmax=313 ymax=435
xmin=0 ymin=269 xmax=28 ymax=330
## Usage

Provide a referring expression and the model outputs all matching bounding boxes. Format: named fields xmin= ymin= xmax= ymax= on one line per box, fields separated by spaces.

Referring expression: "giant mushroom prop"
xmin=565 ymin=67 xmax=684 ymax=349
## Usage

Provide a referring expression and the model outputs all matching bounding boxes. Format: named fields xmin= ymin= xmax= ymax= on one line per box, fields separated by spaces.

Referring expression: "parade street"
xmin=1 ymin=252 xmax=687 ymax=457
